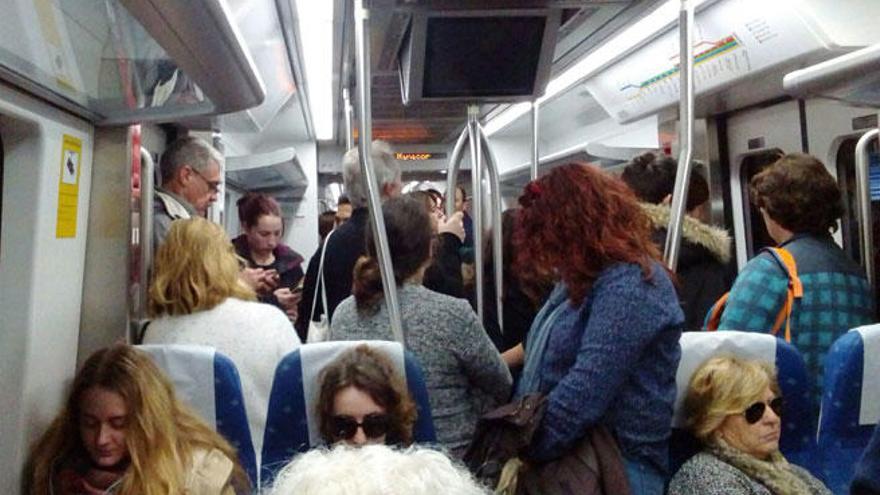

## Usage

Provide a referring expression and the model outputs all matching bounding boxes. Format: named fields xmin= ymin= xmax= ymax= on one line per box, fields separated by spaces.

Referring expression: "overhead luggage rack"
xmin=0 ymin=0 xmax=265 ymax=125
xmin=783 ymin=43 xmax=880 ymax=108
xmin=225 ymin=147 xmax=308 ymax=201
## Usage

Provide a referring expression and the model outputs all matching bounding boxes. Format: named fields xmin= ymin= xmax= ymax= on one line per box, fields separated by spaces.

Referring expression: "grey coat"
xmin=329 ymin=283 xmax=512 ymax=456
xmin=668 ymin=452 xmax=831 ymax=495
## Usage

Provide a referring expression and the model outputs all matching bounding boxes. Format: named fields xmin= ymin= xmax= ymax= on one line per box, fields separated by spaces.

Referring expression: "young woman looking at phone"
xmin=233 ymin=192 xmax=305 ymax=322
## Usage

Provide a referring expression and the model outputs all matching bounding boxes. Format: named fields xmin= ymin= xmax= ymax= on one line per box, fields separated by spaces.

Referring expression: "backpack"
xmin=705 ymin=246 xmax=803 ymax=343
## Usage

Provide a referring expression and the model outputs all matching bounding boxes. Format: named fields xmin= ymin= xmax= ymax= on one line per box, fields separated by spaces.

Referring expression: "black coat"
xmin=642 ymin=203 xmax=734 ymax=331
xmin=296 ymin=207 xmax=369 ymax=340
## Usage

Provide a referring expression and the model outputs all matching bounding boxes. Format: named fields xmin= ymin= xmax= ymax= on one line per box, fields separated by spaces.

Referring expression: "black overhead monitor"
xmin=398 ymin=9 xmax=560 ymax=104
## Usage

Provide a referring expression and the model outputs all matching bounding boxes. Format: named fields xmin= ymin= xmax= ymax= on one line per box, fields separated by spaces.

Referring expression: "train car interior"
xmin=2 ymin=0 xmax=880 ymax=493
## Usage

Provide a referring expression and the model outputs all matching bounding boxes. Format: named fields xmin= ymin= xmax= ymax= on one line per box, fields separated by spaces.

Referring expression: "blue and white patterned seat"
xmin=137 ymin=344 xmax=258 ymax=489
xmin=670 ymin=331 xmax=818 ymax=477
xmin=818 ymin=324 xmax=880 ymax=494
xmin=260 ymin=341 xmax=436 ymax=486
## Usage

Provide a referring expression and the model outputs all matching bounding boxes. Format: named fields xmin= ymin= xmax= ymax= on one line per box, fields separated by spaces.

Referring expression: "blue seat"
xmin=137 ymin=344 xmax=258 ymax=489
xmin=818 ymin=324 xmax=880 ymax=494
xmin=671 ymin=331 xmax=818 ymax=477
xmin=260 ymin=341 xmax=436 ymax=486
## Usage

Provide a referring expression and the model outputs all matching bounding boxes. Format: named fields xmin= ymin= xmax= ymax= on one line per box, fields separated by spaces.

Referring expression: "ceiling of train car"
xmin=341 ymin=0 xmax=666 ymax=145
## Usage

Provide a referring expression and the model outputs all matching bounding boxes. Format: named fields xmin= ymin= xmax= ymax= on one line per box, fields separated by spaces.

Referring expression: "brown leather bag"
xmin=464 ymin=394 xmax=630 ymax=495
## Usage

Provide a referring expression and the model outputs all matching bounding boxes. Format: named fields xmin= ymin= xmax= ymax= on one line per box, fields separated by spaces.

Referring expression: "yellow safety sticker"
xmin=55 ymin=134 xmax=82 ymax=238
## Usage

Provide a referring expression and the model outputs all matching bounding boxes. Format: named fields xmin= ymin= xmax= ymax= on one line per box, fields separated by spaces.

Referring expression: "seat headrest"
xmin=854 ymin=324 xmax=880 ymax=425
xmin=300 ymin=341 xmax=406 ymax=446
xmin=137 ymin=344 xmax=217 ymax=429
xmin=674 ymin=331 xmax=777 ymax=427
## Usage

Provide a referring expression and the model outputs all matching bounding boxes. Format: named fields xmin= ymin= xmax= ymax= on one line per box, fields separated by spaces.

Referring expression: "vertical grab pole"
xmin=343 ymin=87 xmax=354 ymax=151
xmin=353 ymin=0 xmax=404 ymax=344
xmin=663 ymin=0 xmax=695 ymax=271
xmin=445 ymin=126 xmax=470 ymax=218
xmin=531 ymin=101 xmax=539 ymax=181
xmin=468 ymin=105 xmax=485 ymax=323
xmin=855 ymin=128 xmax=879 ymax=289
xmin=478 ymin=123 xmax=505 ymax=336
xmin=135 ymin=147 xmax=154 ymax=343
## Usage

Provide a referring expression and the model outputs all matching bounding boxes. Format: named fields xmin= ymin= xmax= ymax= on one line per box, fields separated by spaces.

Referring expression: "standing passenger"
xmin=621 ymin=153 xmax=733 ymax=331
xmin=143 ymin=218 xmax=301 ymax=458
xmin=153 ymin=136 xmax=223 ymax=249
xmin=295 ymin=141 xmax=402 ymax=341
xmin=408 ymin=190 xmax=466 ymax=298
xmin=233 ymin=192 xmax=305 ymax=322
xmin=514 ymin=163 xmax=684 ymax=493
xmin=329 ymin=197 xmax=512 ymax=457
xmin=713 ymin=153 xmax=873 ymax=405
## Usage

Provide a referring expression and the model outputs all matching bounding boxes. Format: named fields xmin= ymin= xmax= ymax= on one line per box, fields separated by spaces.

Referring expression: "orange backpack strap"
xmin=766 ymin=247 xmax=803 ymax=343
xmin=705 ymin=292 xmax=730 ymax=331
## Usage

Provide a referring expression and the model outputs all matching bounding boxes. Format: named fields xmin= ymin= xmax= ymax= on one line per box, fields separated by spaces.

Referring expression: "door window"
xmin=740 ymin=149 xmax=784 ymax=259
xmin=836 ymin=136 xmax=880 ymax=276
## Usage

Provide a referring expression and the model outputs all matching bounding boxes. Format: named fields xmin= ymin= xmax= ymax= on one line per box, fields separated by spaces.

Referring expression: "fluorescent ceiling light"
xmin=484 ymin=0 xmax=709 ymax=137
xmin=296 ymin=0 xmax=334 ymax=140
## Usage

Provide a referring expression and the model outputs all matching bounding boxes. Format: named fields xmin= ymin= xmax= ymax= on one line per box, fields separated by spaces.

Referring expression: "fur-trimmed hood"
xmin=640 ymin=202 xmax=732 ymax=264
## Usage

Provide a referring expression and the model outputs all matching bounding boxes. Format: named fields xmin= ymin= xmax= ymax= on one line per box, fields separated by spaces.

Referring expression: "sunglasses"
xmin=330 ymin=413 xmax=390 ymax=440
xmin=743 ymin=397 xmax=784 ymax=424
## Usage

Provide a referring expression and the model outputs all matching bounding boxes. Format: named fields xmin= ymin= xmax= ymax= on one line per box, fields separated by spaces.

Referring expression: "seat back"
xmin=137 ymin=344 xmax=258 ymax=488
xmin=671 ymin=331 xmax=818 ymax=476
xmin=260 ymin=341 xmax=436 ymax=485
xmin=818 ymin=324 xmax=880 ymax=494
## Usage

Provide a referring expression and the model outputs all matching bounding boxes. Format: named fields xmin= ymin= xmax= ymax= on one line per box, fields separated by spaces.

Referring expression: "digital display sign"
xmin=395 ymin=152 xmax=446 ymax=161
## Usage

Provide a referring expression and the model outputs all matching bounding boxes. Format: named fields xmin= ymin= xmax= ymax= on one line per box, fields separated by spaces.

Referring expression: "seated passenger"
xmin=233 ymin=192 xmax=305 ymax=321
xmin=329 ymin=196 xmax=512 ymax=457
xmin=267 ymin=444 xmax=487 ymax=495
xmin=712 ymin=153 xmax=873 ymax=405
xmin=621 ymin=153 xmax=733 ymax=331
xmin=23 ymin=344 xmax=249 ymax=495
xmin=143 ymin=217 xmax=301 ymax=457
xmin=514 ymin=164 xmax=683 ymax=494
xmin=408 ymin=190 xmax=465 ymax=298
xmin=668 ymin=355 xmax=830 ymax=495
xmin=317 ymin=345 xmax=416 ymax=447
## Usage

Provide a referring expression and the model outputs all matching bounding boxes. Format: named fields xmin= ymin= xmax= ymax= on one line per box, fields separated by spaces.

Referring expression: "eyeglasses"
xmin=330 ymin=413 xmax=390 ymax=440
xmin=743 ymin=397 xmax=784 ymax=424
xmin=188 ymin=166 xmax=221 ymax=193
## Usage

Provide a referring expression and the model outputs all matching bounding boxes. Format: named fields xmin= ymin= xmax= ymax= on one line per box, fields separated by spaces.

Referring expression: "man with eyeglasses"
xmin=153 ymin=136 xmax=223 ymax=249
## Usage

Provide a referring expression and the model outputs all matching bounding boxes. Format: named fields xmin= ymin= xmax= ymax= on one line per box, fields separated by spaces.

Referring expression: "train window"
xmin=836 ymin=137 xmax=880 ymax=275
xmin=740 ymin=149 xmax=784 ymax=258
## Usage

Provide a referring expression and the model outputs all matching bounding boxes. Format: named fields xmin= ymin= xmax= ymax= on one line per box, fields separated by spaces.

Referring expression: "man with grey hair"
xmin=153 ymin=136 xmax=223 ymax=248
xmin=295 ymin=140 xmax=401 ymax=340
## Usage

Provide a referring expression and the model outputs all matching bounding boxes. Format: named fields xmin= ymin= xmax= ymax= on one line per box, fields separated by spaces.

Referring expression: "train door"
xmin=806 ymin=98 xmax=880 ymax=284
xmin=0 ymin=86 xmax=94 ymax=490
xmin=726 ymin=101 xmax=803 ymax=270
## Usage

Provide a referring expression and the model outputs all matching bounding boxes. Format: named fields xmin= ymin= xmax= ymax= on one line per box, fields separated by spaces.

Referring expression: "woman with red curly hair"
xmin=514 ymin=163 xmax=684 ymax=494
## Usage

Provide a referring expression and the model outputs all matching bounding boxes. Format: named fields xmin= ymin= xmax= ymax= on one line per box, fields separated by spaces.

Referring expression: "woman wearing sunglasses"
xmin=317 ymin=345 xmax=417 ymax=446
xmin=668 ymin=355 xmax=830 ymax=495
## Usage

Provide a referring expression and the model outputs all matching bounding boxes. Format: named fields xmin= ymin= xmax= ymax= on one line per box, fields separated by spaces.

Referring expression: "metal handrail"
xmin=353 ymin=0 xmax=404 ymax=344
xmin=468 ymin=107 xmax=485 ymax=322
xmin=855 ymin=128 xmax=879 ymax=289
xmin=132 ymin=145 xmax=155 ymax=343
xmin=343 ymin=88 xmax=354 ymax=151
xmin=478 ymin=123 xmax=505 ymax=335
xmin=445 ymin=126 xmax=470 ymax=219
xmin=531 ymin=101 xmax=539 ymax=181
xmin=663 ymin=0 xmax=695 ymax=271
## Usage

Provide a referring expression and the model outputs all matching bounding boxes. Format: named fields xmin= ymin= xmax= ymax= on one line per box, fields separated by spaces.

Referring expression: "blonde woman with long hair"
xmin=143 ymin=217 xmax=300 ymax=459
xmin=24 ymin=344 xmax=250 ymax=494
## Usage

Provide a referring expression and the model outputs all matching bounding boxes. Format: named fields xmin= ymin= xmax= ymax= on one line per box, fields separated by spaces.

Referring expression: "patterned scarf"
xmin=707 ymin=438 xmax=814 ymax=495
